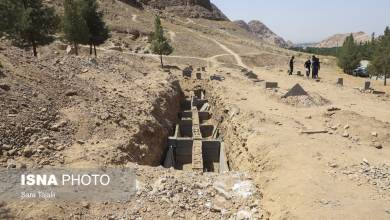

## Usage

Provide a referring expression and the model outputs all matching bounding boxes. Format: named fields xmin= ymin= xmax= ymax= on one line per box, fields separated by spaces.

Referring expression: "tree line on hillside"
xmin=0 ymin=0 xmax=173 ymax=67
xmin=291 ymin=28 xmax=390 ymax=86
xmin=0 ymin=0 xmax=109 ymax=56
xmin=289 ymin=46 xmax=340 ymax=57
xmin=338 ymin=28 xmax=390 ymax=85
xmin=290 ymin=41 xmax=374 ymax=60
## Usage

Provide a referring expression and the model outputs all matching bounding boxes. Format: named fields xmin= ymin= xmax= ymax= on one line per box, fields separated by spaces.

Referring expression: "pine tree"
xmin=369 ymin=27 xmax=390 ymax=86
xmin=151 ymin=16 xmax=173 ymax=68
xmin=0 ymin=0 xmax=59 ymax=57
xmin=367 ymin=32 xmax=377 ymax=60
xmin=62 ymin=0 xmax=89 ymax=55
xmin=0 ymin=0 xmax=21 ymax=35
xmin=385 ymin=26 xmax=390 ymax=36
xmin=338 ymin=34 xmax=360 ymax=74
xmin=80 ymin=0 xmax=109 ymax=57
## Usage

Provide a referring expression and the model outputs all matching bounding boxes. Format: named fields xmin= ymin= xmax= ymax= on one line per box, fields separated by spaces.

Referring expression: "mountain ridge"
xmin=234 ymin=20 xmax=291 ymax=48
xmin=315 ymin=31 xmax=371 ymax=48
xmin=130 ymin=0 xmax=229 ymax=20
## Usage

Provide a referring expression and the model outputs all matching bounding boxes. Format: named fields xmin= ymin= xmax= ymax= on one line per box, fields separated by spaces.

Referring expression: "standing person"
xmin=289 ymin=56 xmax=295 ymax=75
xmin=312 ymin=55 xmax=320 ymax=79
xmin=304 ymin=58 xmax=311 ymax=78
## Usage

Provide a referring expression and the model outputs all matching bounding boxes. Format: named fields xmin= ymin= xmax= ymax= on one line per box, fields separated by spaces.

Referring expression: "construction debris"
xmin=300 ymin=130 xmax=329 ymax=135
xmin=210 ymin=74 xmax=225 ymax=81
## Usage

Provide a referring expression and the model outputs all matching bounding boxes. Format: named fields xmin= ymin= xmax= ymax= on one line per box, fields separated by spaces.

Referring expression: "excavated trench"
xmin=162 ymin=86 xmax=229 ymax=173
xmin=149 ymin=69 xmax=268 ymax=217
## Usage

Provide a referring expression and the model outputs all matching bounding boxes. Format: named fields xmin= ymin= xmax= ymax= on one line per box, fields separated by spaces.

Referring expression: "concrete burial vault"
xmin=163 ymin=89 xmax=229 ymax=173
xmin=265 ymin=82 xmax=278 ymax=89
xmin=337 ymin=78 xmax=344 ymax=86
xmin=364 ymin=81 xmax=371 ymax=90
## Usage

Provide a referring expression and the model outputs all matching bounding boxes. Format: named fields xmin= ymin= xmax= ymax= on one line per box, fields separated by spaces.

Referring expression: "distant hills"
xmin=314 ymin=32 xmax=371 ymax=48
xmin=234 ymin=20 xmax=291 ymax=48
xmin=120 ymin=0 xmax=293 ymax=48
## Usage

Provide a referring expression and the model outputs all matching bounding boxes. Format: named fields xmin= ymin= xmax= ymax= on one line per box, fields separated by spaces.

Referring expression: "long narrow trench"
xmin=162 ymin=85 xmax=229 ymax=173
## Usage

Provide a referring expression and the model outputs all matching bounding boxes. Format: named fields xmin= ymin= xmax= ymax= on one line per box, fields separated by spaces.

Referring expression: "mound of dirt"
xmin=264 ymin=87 xmax=330 ymax=107
xmin=281 ymin=94 xmax=330 ymax=107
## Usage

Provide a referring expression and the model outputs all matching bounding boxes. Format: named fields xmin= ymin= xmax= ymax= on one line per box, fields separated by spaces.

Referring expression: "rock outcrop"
xmin=139 ymin=0 xmax=228 ymax=20
xmin=234 ymin=20 xmax=290 ymax=48
xmin=233 ymin=20 xmax=250 ymax=32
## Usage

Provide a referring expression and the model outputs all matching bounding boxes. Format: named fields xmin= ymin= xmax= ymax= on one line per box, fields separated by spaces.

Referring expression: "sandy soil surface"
xmin=198 ymin=58 xmax=390 ymax=219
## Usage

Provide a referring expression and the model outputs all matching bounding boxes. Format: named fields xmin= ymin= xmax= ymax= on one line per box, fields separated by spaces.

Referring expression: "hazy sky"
xmin=212 ymin=0 xmax=390 ymax=43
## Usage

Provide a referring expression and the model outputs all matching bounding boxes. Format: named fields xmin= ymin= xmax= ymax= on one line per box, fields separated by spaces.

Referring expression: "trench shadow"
xmin=0 ymin=70 xmax=6 ymax=78
xmin=163 ymin=65 xmax=181 ymax=70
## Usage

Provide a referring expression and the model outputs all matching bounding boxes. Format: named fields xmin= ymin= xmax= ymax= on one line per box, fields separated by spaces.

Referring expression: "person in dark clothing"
xmin=311 ymin=55 xmax=320 ymax=79
xmin=289 ymin=56 xmax=294 ymax=75
xmin=304 ymin=58 xmax=311 ymax=78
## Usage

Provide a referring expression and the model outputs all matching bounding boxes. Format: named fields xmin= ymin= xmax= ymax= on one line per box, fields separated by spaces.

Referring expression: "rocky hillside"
xmin=234 ymin=20 xmax=251 ymax=32
xmin=234 ymin=20 xmax=291 ymax=48
xmin=0 ymin=39 xmax=184 ymax=168
xmin=129 ymin=0 xmax=228 ymax=20
xmin=315 ymin=31 xmax=371 ymax=48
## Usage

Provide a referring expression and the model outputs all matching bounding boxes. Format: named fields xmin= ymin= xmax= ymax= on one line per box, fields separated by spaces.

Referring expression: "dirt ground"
xmin=200 ymin=58 xmax=390 ymax=219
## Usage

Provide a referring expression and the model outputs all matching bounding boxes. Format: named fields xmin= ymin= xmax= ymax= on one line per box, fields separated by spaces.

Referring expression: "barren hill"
xmin=234 ymin=20 xmax=291 ymax=48
xmin=137 ymin=0 xmax=228 ymax=20
xmin=315 ymin=31 xmax=371 ymax=48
